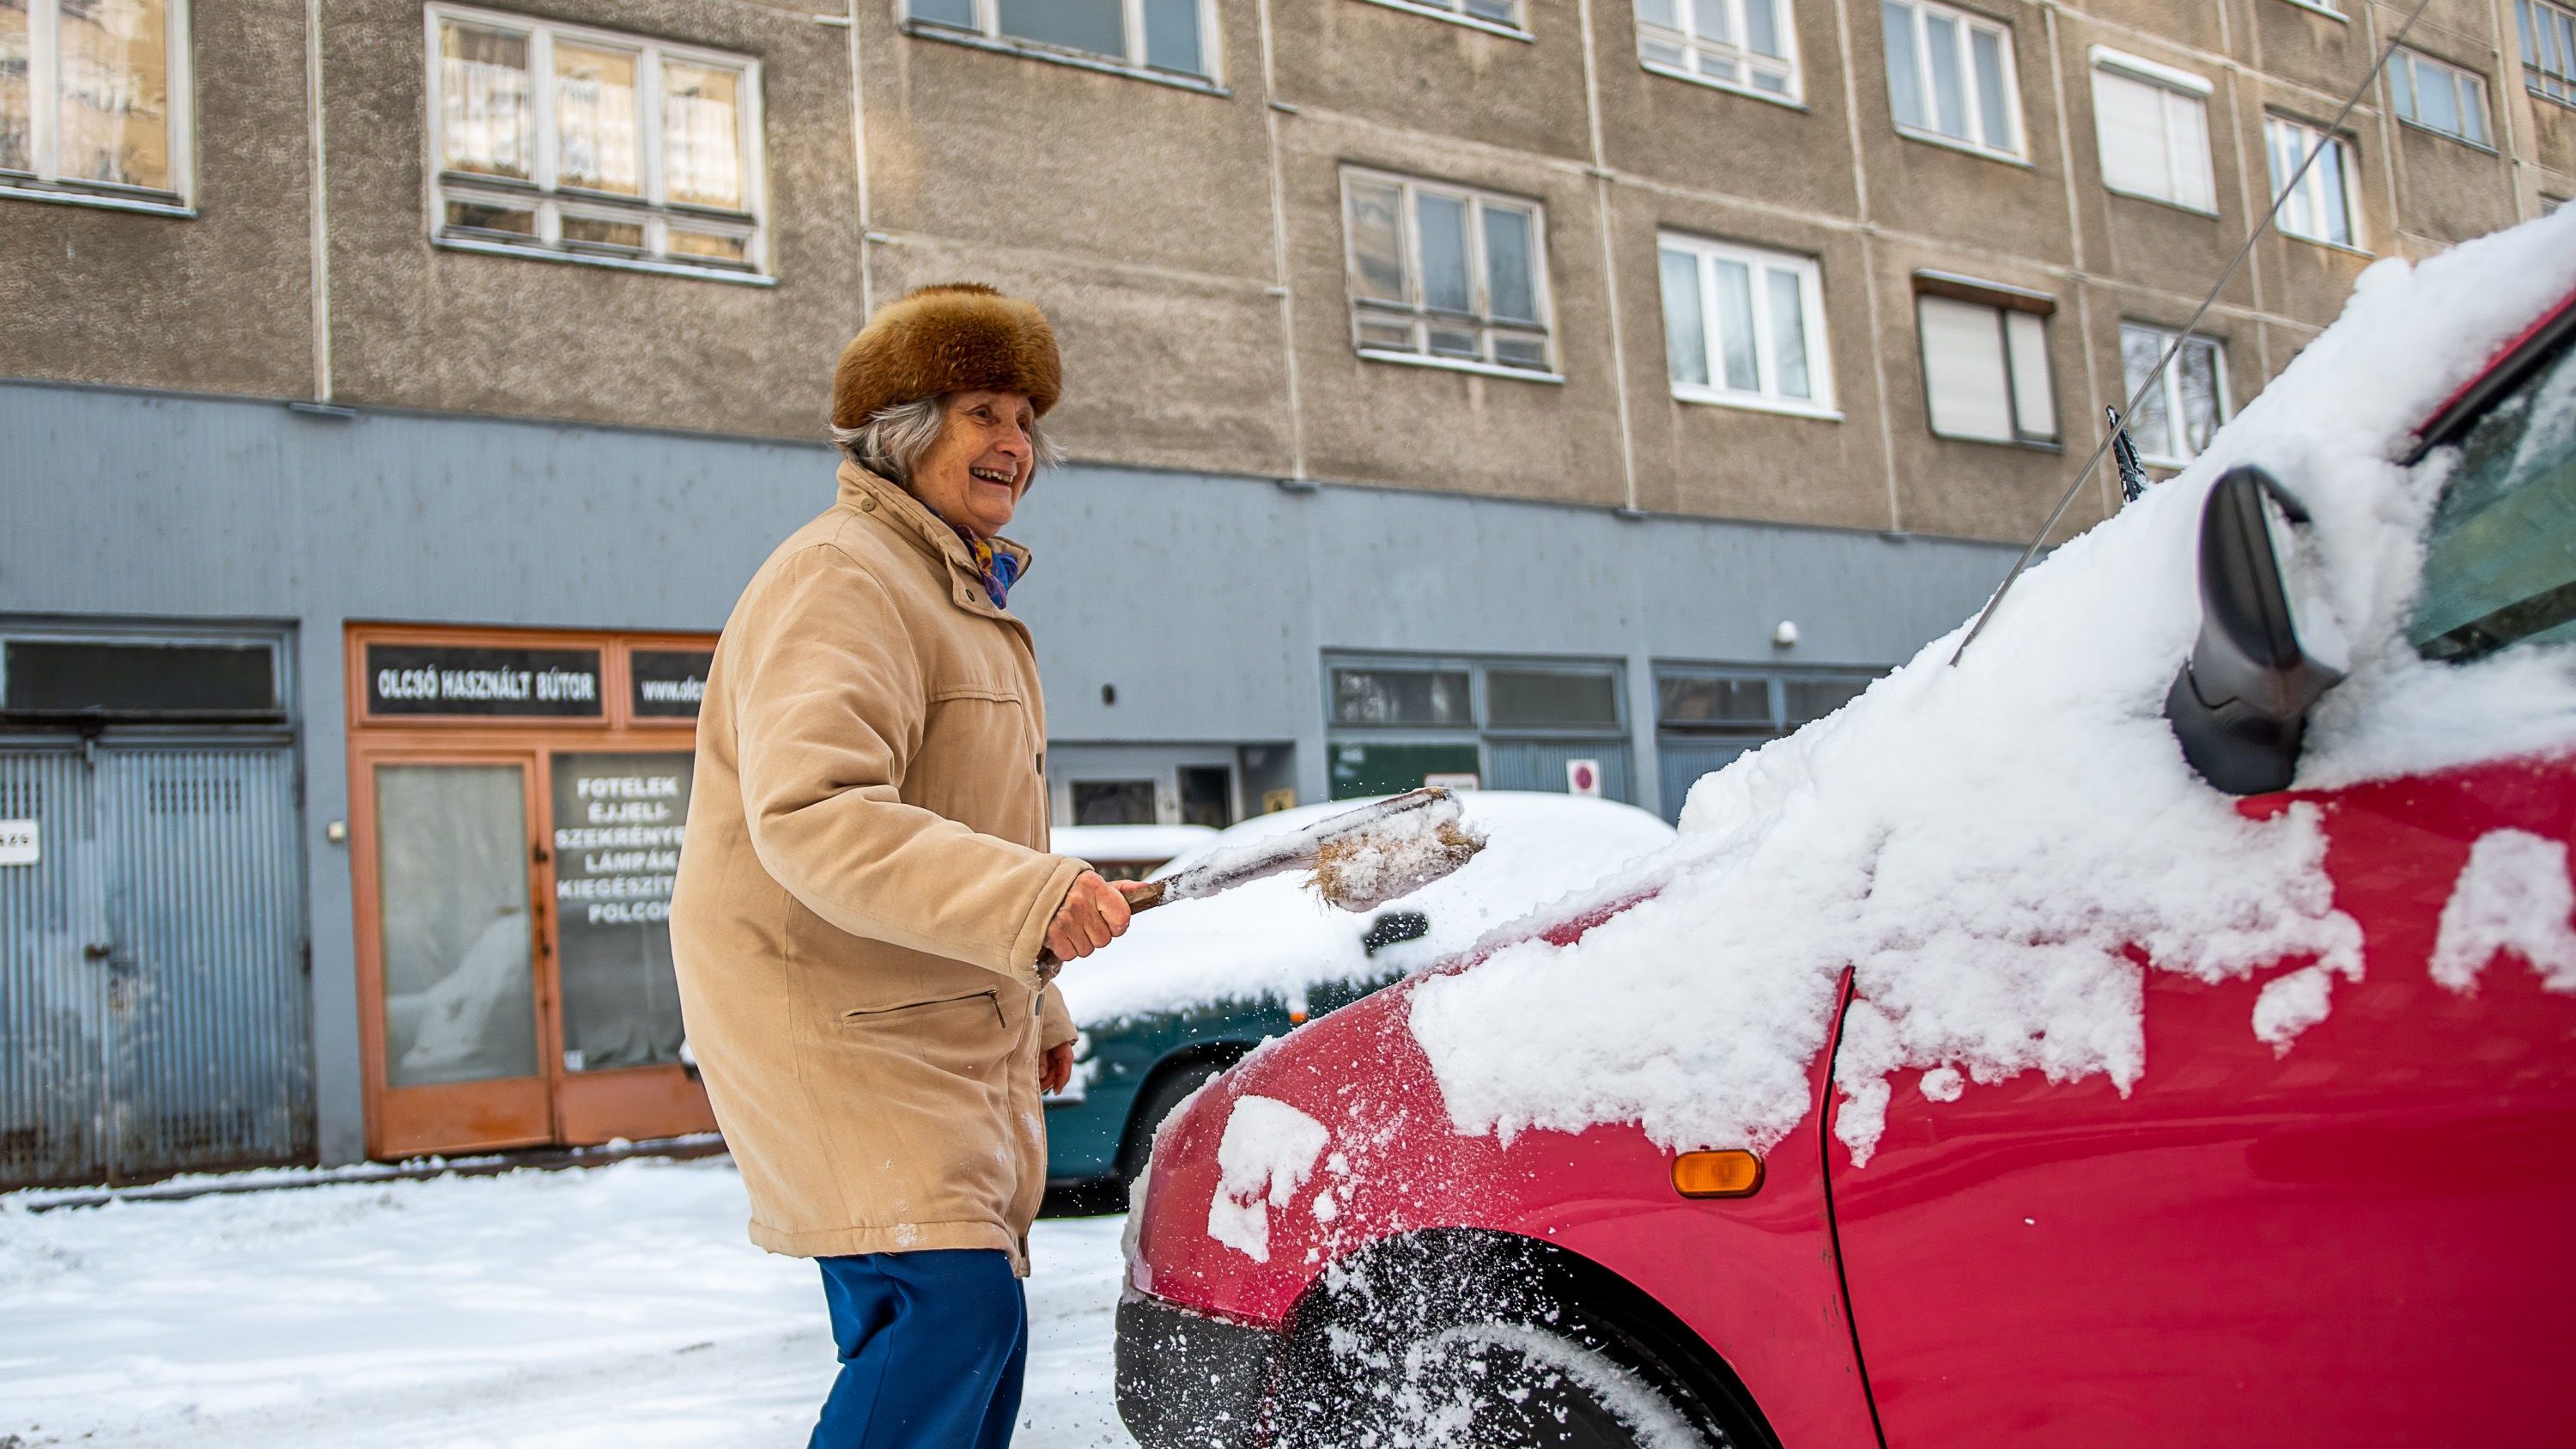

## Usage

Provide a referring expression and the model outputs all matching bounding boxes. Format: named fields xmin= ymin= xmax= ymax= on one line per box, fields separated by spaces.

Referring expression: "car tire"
xmin=1277 ymin=1238 xmax=1743 ymax=1449
xmin=1117 ymin=1056 xmax=1228 ymax=1187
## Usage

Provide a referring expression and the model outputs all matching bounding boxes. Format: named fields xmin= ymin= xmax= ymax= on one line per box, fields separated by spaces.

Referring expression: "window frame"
xmin=2520 ymin=0 xmax=2576 ymax=108
xmin=1352 ymin=0 xmax=1530 ymax=40
xmin=2386 ymin=46 xmax=2494 ymax=148
xmin=1880 ymin=0 xmax=2026 ymax=162
xmin=2117 ymin=320 xmax=2232 ymax=468
xmin=902 ymin=0 xmax=1226 ymax=85
xmin=2263 ymin=112 xmax=2364 ymax=251
xmin=2087 ymin=46 xmax=2216 ymax=215
xmin=1913 ymin=274 xmax=2059 ymax=448
xmin=1656 ymin=231 xmax=1838 ymax=420
xmin=1634 ymin=0 xmax=1803 ymax=107
xmin=1323 ymin=653 xmax=1631 ymax=801
xmin=1340 ymin=166 xmax=1558 ymax=381
xmin=422 ymin=3 xmax=769 ymax=282
xmin=0 ymin=0 xmax=195 ymax=214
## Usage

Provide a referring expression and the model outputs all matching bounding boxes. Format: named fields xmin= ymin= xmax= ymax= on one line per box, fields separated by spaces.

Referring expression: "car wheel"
xmin=1118 ymin=1056 xmax=1228 ymax=1186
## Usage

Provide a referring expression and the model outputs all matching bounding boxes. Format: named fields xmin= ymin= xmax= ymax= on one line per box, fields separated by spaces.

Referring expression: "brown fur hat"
xmin=830 ymin=283 xmax=1062 ymax=429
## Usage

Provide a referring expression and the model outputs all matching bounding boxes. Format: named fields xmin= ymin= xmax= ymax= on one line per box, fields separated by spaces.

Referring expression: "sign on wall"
xmin=0 ymin=819 xmax=36 ymax=866
xmin=366 ymin=644 xmax=604 ymax=718
xmin=629 ymin=649 xmax=714 ymax=719
xmin=1565 ymin=758 xmax=1603 ymax=797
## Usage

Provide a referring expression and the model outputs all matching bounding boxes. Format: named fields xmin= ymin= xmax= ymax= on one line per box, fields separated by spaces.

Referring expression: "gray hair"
xmin=830 ymin=393 xmax=1063 ymax=485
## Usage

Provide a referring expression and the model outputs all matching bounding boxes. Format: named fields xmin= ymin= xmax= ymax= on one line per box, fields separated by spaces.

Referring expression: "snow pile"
xmin=1206 ymin=1096 xmax=1330 ymax=1263
xmin=2430 ymin=829 xmax=2576 ymax=991
xmin=1056 ymin=794 xmax=1672 ymax=1026
xmin=1409 ymin=210 xmax=2576 ymax=1164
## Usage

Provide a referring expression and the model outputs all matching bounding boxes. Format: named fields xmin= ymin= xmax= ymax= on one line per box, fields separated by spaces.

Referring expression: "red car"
xmin=1115 ymin=244 xmax=2576 ymax=1446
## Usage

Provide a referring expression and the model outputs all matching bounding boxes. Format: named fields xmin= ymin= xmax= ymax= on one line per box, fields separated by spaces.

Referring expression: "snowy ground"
xmin=0 ymin=1158 xmax=1139 ymax=1448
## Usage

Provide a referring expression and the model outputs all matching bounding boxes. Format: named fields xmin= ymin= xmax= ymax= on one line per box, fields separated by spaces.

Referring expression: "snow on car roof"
xmin=1408 ymin=210 xmax=2576 ymax=1166
xmin=1053 ymin=792 xmax=1675 ymax=1027
xmin=1050 ymin=823 xmax=1220 ymax=865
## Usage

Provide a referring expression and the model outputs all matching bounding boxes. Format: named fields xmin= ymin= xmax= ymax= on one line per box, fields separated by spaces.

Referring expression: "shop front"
xmin=346 ymin=625 xmax=718 ymax=1159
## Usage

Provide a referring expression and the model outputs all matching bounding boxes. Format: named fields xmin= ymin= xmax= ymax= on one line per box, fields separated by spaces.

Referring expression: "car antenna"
xmin=1947 ymin=0 xmax=2435 ymax=667
xmin=2109 ymin=407 xmax=2148 ymax=504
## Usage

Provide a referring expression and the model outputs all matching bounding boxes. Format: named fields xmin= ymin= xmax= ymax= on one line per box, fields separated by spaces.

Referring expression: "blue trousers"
xmin=809 ymin=1248 xmax=1027 ymax=1449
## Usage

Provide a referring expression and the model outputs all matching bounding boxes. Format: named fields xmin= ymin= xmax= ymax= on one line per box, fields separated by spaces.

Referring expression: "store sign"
xmin=1564 ymin=758 xmax=1603 ymax=797
xmin=550 ymin=752 xmax=693 ymax=1073
xmin=366 ymin=644 xmax=604 ymax=718
xmin=0 ymin=818 xmax=37 ymax=866
xmin=629 ymin=649 xmax=714 ymax=719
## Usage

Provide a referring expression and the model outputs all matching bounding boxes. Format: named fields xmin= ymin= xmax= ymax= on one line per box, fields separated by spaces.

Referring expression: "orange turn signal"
xmin=1672 ymin=1149 xmax=1764 ymax=1199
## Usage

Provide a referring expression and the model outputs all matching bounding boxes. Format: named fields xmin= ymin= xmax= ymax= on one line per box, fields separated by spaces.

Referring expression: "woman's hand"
xmin=1044 ymin=872 xmax=1150 ymax=962
xmin=1040 ymin=1042 xmax=1075 ymax=1094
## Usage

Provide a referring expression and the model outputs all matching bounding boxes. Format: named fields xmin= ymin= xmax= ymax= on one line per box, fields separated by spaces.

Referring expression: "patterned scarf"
xmin=951 ymin=525 xmax=1020 ymax=609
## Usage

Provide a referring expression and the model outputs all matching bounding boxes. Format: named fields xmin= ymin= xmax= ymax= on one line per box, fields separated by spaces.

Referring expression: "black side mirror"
xmin=1361 ymin=910 xmax=1430 ymax=958
xmin=2164 ymin=466 xmax=2346 ymax=795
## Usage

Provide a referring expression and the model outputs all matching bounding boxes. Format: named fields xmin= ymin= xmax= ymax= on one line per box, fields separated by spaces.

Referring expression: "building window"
xmin=1326 ymin=657 xmax=1631 ymax=802
xmin=426 ymin=7 xmax=764 ymax=277
xmin=1657 ymin=234 xmax=1834 ymax=417
xmin=1652 ymin=664 xmax=1880 ymax=823
xmin=1357 ymin=0 xmax=1524 ymax=32
xmin=908 ymin=0 xmax=1215 ymax=78
xmin=0 ymin=0 xmax=190 ymax=208
xmin=2387 ymin=48 xmax=2492 ymax=145
xmin=2520 ymin=0 xmax=2576 ymax=107
xmin=2263 ymin=113 xmax=2360 ymax=248
xmin=2117 ymin=322 xmax=2228 ymax=467
xmin=1880 ymin=0 xmax=2021 ymax=160
xmin=1915 ymin=276 xmax=2057 ymax=447
xmin=1634 ymin=0 xmax=1799 ymax=102
xmin=1342 ymin=167 xmax=1554 ymax=375
xmin=2089 ymin=48 xmax=2214 ymax=212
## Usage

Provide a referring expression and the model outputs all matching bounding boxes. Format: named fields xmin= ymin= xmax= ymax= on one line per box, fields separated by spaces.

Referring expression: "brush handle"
xmin=1034 ymin=879 xmax=1169 ymax=979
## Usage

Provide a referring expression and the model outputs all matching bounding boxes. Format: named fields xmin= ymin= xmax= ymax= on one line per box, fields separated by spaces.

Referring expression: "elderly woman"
xmin=671 ymin=283 xmax=1142 ymax=1449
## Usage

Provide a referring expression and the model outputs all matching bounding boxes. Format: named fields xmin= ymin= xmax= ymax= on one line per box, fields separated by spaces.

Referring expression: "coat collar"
xmin=835 ymin=461 xmax=1035 ymax=624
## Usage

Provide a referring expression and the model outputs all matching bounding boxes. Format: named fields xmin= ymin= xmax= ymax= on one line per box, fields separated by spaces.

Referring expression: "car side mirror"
xmin=2164 ymin=466 xmax=2346 ymax=795
xmin=1361 ymin=910 xmax=1430 ymax=958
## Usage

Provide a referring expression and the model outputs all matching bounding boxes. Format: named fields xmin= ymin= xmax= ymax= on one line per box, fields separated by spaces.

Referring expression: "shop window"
xmin=375 ymin=763 xmax=542 ymax=1090
xmin=427 ymin=4 xmax=765 ymax=278
xmin=2090 ymin=47 xmax=2215 ymax=212
xmin=550 ymin=752 xmax=690 ymax=1073
xmin=2 ymin=638 xmax=278 ymax=718
xmin=2520 ymin=0 xmax=2576 ymax=107
xmin=1072 ymin=778 xmax=1157 ymax=825
xmin=1659 ymin=232 xmax=1835 ymax=417
xmin=907 ymin=0 xmax=1216 ymax=82
xmin=1327 ymin=656 xmax=1631 ymax=802
xmin=1881 ymin=0 xmax=2022 ymax=161
xmin=1178 ymin=765 xmax=1233 ymax=829
xmin=1654 ymin=663 xmax=1880 ymax=821
xmin=1342 ymin=167 xmax=1554 ymax=376
xmin=1487 ymin=668 xmax=1620 ymax=728
xmin=2119 ymin=322 xmax=2228 ymax=466
xmin=2263 ymin=113 xmax=2360 ymax=249
xmin=1634 ymin=0 xmax=1799 ymax=102
xmin=1331 ymin=666 xmax=1474 ymax=728
xmin=0 ymin=0 xmax=191 ymax=211
xmin=2387 ymin=48 xmax=2492 ymax=147
xmin=1917 ymin=277 xmax=2057 ymax=447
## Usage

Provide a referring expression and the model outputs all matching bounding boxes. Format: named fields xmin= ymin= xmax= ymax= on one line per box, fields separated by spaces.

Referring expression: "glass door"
xmin=364 ymin=757 xmax=552 ymax=1156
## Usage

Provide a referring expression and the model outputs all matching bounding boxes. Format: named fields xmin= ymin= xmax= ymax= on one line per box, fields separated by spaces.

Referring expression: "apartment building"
xmin=1 ymin=0 xmax=2562 ymax=1182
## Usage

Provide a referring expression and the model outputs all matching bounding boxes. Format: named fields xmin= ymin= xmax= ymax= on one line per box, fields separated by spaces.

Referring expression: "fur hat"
xmin=830 ymin=283 xmax=1062 ymax=429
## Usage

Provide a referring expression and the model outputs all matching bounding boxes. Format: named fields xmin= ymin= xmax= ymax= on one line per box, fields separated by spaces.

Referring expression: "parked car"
xmin=1049 ymin=822 xmax=1220 ymax=882
xmin=1116 ymin=220 xmax=2576 ymax=1448
xmin=1043 ymin=793 xmax=1674 ymax=1195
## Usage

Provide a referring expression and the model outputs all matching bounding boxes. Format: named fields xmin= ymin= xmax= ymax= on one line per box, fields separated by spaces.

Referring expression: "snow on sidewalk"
xmin=0 ymin=1158 xmax=1138 ymax=1448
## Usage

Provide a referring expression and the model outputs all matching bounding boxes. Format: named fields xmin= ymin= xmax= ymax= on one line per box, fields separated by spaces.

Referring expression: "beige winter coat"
xmin=672 ymin=461 xmax=1083 ymax=1274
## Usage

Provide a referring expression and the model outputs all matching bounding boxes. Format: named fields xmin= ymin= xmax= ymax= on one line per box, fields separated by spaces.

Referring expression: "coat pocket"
xmin=840 ymin=988 xmax=1005 ymax=1031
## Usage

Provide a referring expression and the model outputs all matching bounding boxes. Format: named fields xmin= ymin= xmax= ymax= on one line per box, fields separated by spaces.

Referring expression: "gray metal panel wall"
xmin=0 ymin=747 xmax=106 ymax=1184
xmin=0 ymin=381 xmax=2020 ymax=1162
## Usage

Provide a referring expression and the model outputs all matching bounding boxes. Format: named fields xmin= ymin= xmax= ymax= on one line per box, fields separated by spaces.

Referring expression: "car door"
xmin=1824 ymin=307 xmax=2576 ymax=1446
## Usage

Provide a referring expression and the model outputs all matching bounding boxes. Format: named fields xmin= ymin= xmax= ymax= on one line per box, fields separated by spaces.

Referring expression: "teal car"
xmin=1041 ymin=791 xmax=1676 ymax=1195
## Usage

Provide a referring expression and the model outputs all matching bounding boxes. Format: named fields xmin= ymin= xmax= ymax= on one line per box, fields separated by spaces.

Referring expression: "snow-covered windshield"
xmin=1406 ymin=210 xmax=2576 ymax=1166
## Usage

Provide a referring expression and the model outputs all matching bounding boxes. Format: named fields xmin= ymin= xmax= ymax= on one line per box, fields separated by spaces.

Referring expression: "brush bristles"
xmin=1309 ymin=817 xmax=1487 ymax=912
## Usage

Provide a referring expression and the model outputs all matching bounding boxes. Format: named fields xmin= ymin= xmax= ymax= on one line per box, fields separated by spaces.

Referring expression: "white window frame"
xmin=903 ymin=0 xmax=1225 ymax=83
xmin=1352 ymin=0 xmax=1531 ymax=40
xmin=2263 ymin=113 xmax=2363 ymax=251
xmin=2521 ymin=0 xmax=2576 ymax=107
xmin=1657 ymin=232 xmax=1838 ymax=419
xmin=1914 ymin=277 xmax=2058 ymax=447
xmin=1634 ymin=0 xmax=1802 ymax=107
xmin=0 ymin=0 xmax=194 ymax=214
xmin=2387 ymin=47 xmax=2493 ymax=147
xmin=2087 ymin=46 xmax=2215 ymax=214
xmin=1340 ymin=167 xmax=1558 ymax=380
xmin=2118 ymin=321 xmax=2231 ymax=468
xmin=1881 ymin=0 xmax=2024 ymax=161
xmin=423 ymin=4 xmax=769 ymax=282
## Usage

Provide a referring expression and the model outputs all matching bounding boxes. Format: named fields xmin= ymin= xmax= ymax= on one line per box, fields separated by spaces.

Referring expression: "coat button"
xmin=859 ymin=496 xmax=877 ymax=512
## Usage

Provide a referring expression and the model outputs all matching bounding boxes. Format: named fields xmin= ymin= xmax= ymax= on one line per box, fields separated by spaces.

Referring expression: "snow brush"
xmin=1036 ymin=788 xmax=1488 ymax=976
